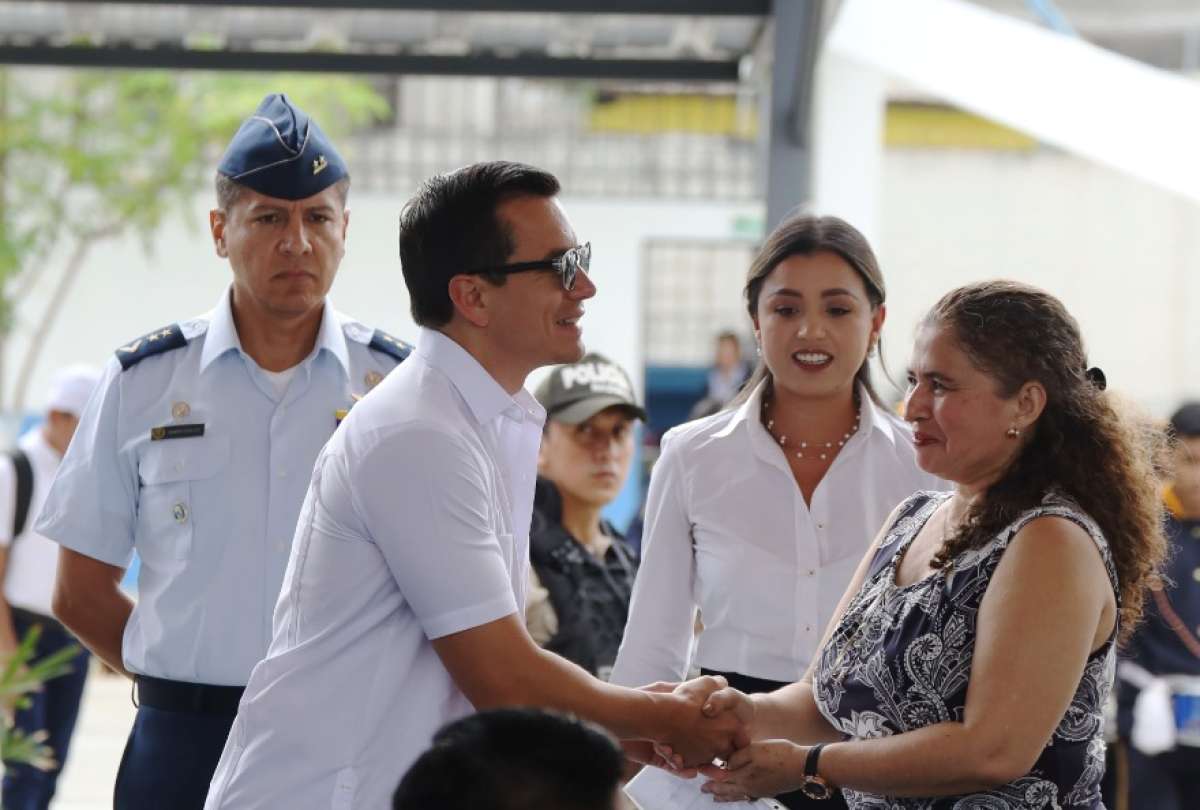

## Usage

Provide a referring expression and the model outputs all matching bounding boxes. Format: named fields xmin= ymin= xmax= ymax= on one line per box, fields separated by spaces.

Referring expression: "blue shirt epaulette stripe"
xmin=114 ymin=324 xmax=188 ymax=371
xmin=368 ymin=329 xmax=412 ymax=363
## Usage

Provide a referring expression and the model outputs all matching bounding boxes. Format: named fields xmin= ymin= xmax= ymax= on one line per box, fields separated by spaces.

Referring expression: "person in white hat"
xmin=0 ymin=363 xmax=101 ymax=810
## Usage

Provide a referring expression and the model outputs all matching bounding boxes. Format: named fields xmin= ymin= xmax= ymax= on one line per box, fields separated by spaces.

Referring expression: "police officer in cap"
xmin=35 ymin=93 xmax=411 ymax=810
xmin=526 ymin=353 xmax=645 ymax=681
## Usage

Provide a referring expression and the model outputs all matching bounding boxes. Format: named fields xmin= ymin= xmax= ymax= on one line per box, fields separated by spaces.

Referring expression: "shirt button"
xmin=172 ymin=503 xmax=188 ymax=523
xmin=816 ymin=523 xmax=824 ymax=530
xmin=807 ymin=569 xmax=816 ymax=577
xmin=805 ymin=625 xmax=813 ymax=633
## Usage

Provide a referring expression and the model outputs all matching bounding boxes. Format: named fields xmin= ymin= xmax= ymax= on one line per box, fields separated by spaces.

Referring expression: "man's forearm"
xmin=0 ymin=599 xmax=20 ymax=654
xmin=54 ymin=583 xmax=133 ymax=678
xmin=474 ymin=644 xmax=664 ymax=740
xmin=435 ymin=614 xmax=739 ymax=766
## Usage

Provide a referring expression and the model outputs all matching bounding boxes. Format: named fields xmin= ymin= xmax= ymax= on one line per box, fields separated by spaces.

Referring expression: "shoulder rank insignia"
xmin=115 ymin=324 xmax=187 ymax=371
xmin=368 ymin=329 xmax=412 ymax=363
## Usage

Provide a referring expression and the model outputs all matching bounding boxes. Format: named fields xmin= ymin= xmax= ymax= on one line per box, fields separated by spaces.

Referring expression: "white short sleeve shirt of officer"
xmin=35 ymin=286 xmax=405 ymax=686
xmin=0 ymin=430 xmax=69 ymax=617
xmin=204 ymin=327 xmax=545 ymax=810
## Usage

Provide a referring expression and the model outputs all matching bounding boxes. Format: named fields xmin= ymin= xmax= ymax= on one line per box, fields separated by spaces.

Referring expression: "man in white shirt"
xmin=0 ymin=364 xmax=100 ymax=810
xmin=205 ymin=161 xmax=741 ymax=810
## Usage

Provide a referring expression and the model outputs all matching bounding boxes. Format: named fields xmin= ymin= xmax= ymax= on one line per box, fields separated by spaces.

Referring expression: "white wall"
xmin=9 ymin=147 xmax=1200 ymax=422
xmin=877 ymin=147 xmax=1200 ymax=416
xmin=4 ymin=192 xmax=761 ymax=416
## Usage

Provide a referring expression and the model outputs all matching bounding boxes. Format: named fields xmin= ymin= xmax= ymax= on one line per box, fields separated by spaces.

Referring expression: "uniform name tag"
xmin=150 ymin=423 xmax=205 ymax=441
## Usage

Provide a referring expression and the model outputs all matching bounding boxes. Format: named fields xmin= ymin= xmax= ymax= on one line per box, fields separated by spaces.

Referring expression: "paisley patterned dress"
xmin=813 ymin=491 xmax=1117 ymax=809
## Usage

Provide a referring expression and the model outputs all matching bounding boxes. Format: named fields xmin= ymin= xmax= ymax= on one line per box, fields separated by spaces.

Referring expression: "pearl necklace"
xmin=761 ymin=392 xmax=862 ymax=461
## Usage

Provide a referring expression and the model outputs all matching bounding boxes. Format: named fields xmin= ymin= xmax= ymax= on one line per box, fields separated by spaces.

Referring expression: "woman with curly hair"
xmin=696 ymin=281 xmax=1166 ymax=809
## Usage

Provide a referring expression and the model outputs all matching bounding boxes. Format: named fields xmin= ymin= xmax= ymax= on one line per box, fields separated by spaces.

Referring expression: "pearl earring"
xmin=1005 ymin=427 xmax=1020 ymax=439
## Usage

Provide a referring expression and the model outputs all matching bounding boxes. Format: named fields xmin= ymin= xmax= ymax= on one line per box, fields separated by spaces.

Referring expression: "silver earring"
xmin=1005 ymin=427 xmax=1020 ymax=439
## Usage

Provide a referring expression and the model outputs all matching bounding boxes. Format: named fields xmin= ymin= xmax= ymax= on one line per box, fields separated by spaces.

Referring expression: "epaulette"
xmin=115 ymin=324 xmax=188 ymax=371
xmin=368 ymin=329 xmax=413 ymax=363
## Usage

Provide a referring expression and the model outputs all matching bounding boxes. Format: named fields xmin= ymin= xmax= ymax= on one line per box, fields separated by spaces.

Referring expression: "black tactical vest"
xmin=529 ymin=478 xmax=638 ymax=680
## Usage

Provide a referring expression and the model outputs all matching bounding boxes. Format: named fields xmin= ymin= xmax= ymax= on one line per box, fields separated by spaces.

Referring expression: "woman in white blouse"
xmin=610 ymin=215 xmax=943 ymax=808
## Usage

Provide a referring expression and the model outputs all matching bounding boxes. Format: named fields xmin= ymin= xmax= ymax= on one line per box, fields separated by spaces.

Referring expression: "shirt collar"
xmin=199 ymin=286 xmax=350 ymax=376
xmin=710 ymin=377 xmax=897 ymax=445
xmin=415 ymin=327 xmax=545 ymax=427
xmin=859 ymin=388 xmax=898 ymax=445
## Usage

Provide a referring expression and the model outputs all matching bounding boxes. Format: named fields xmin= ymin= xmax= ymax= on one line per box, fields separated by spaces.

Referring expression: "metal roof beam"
xmin=47 ymin=1 xmax=769 ymax=16
xmin=0 ymin=44 xmax=742 ymax=82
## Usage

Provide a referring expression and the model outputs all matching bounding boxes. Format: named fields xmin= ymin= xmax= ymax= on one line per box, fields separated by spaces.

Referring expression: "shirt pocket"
xmin=135 ymin=435 xmax=230 ymax=564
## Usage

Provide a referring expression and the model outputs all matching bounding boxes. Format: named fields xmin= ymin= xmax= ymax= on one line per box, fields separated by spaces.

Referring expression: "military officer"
xmin=34 ymin=93 xmax=410 ymax=810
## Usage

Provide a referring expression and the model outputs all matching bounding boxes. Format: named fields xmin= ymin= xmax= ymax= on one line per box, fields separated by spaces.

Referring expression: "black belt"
xmin=135 ymin=676 xmax=245 ymax=717
xmin=701 ymin=668 xmax=791 ymax=695
xmin=10 ymin=606 xmax=68 ymax=637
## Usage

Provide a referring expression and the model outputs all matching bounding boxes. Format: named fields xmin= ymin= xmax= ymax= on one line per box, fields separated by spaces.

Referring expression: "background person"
xmin=611 ymin=215 xmax=943 ymax=808
xmin=697 ymin=281 xmax=1166 ymax=809
xmin=0 ymin=365 xmax=100 ymax=810
xmin=526 ymin=352 xmax=645 ymax=681
xmin=35 ymin=94 xmax=410 ymax=810
xmin=706 ymin=330 xmax=751 ymax=406
xmin=1107 ymin=401 xmax=1200 ymax=810
xmin=392 ymin=708 xmax=624 ymax=810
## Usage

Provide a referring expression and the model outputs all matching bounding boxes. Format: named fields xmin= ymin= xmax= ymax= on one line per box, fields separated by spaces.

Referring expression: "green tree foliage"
xmin=0 ymin=69 xmax=389 ymax=409
xmin=0 ymin=625 xmax=80 ymax=771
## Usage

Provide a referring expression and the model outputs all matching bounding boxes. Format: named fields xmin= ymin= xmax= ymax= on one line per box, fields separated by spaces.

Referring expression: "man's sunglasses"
xmin=472 ymin=242 xmax=591 ymax=291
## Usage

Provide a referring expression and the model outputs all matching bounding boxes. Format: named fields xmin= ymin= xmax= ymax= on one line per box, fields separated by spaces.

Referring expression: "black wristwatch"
xmin=800 ymin=743 xmax=833 ymax=800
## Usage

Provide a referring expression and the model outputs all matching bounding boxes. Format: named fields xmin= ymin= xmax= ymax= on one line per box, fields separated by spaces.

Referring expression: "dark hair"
xmin=1169 ymin=401 xmax=1200 ymax=438
xmin=398 ymin=161 xmax=561 ymax=327
xmin=923 ymin=280 xmax=1166 ymax=642
xmin=733 ymin=214 xmax=887 ymax=408
xmin=214 ymin=173 xmax=350 ymax=211
xmin=392 ymin=709 xmax=622 ymax=810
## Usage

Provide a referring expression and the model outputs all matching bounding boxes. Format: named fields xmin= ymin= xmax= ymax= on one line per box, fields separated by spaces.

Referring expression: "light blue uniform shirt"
xmin=36 ymin=287 xmax=408 ymax=686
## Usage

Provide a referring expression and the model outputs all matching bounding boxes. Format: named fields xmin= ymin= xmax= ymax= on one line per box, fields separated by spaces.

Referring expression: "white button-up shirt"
xmin=611 ymin=380 xmax=946 ymax=687
xmin=35 ymin=287 xmax=404 ymax=685
xmin=205 ymin=328 xmax=544 ymax=810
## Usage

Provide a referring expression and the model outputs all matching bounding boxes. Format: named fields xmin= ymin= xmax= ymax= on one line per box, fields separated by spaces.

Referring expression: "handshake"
xmin=627 ymin=674 xmax=755 ymax=772
xmin=626 ymin=676 xmax=817 ymax=802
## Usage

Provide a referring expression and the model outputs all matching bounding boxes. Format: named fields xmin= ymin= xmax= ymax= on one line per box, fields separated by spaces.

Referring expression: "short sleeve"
xmin=0 ymin=455 xmax=15 ymax=548
xmin=34 ymin=359 xmax=138 ymax=567
xmin=347 ymin=424 xmax=517 ymax=640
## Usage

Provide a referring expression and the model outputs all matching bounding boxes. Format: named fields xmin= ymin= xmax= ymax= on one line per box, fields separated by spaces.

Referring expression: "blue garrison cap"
xmin=217 ymin=93 xmax=348 ymax=201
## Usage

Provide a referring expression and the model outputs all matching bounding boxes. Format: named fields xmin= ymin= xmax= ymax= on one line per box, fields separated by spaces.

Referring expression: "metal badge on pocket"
xmin=150 ymin=424 xmax=205 ymax=441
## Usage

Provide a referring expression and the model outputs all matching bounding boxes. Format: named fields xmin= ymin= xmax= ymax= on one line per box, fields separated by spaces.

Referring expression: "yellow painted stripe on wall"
xmin=588 ymin=94 xmax=1034 ymax=151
